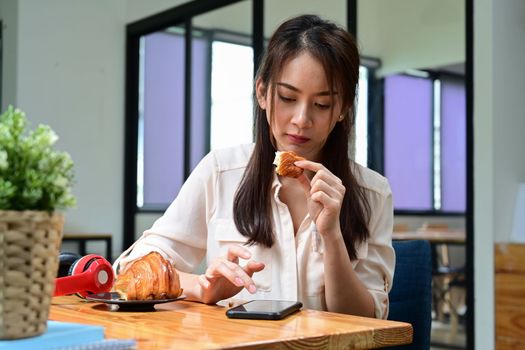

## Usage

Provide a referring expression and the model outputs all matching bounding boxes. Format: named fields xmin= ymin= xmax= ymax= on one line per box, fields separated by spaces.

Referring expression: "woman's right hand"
xmin=197 ymin=245 xmax=265 ymax=304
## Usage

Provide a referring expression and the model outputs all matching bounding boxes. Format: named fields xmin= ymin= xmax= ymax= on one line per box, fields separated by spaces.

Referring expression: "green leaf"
xmin=0 ymin=105 xmax=76 ymax=211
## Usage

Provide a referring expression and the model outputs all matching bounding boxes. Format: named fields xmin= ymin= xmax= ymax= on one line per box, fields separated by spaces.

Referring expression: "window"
xmin=383 ymin=72 xmax=466 ymax=213
xmin=137 ymin=30 xmax=210 ymax=209
xmin=210 ymin=41 xmax=254 ymax=150
xmin=124 ymin=0 xmax=364 ymax=251
xmin=138 ymin=37 xmax=371 ymax=210
xmin=137 ymin=31 xmax=372 ymax=211
xmin=355 ymin=66 xmax=369 ymax=167
xmin=136 ymin=23 xmax=255 ymax=210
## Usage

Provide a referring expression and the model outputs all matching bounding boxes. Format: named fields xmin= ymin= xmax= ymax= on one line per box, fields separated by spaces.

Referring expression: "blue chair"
xmin=387 ymin=240 xmax=432 ymax=350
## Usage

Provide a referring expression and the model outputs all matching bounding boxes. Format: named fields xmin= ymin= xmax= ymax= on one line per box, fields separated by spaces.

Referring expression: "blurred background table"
xmin=392 ymin=229 xmax=465 ymax=245
xmin=62 ymin=233 xmax=113 ymax=262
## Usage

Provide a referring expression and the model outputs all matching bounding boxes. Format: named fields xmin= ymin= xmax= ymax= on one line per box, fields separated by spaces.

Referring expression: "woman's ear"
xmin=255 ymin=78 xmax=267 ymax=110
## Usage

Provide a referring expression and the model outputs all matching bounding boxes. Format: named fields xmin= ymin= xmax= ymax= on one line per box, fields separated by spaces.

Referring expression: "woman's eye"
xmin=315 ymin=102 xmax=330 ymax=110
xmin=278 ymin=94 xmax=295 ymax=102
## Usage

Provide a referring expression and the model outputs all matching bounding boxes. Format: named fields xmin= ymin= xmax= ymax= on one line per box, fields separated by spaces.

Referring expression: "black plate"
xmin=85 ymin=292 xmax=185 ymax=311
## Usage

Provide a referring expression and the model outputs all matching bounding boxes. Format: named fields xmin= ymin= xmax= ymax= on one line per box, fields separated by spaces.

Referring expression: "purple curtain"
xmin=441 ymin=77 xmax=466 ymax=212
xmin=384 ymin=75 xmax=433 ymax=211
xmin=142 ymin=32 xmax=208 ymax=207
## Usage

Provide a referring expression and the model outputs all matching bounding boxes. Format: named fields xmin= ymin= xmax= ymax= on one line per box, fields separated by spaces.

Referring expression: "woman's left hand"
xmin=294 ymin=160 xmax=345 ymax=239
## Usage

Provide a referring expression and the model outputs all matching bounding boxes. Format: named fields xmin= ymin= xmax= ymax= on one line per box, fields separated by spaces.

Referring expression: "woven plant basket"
xmin=0 ymin=210 xmax=64 ymax=339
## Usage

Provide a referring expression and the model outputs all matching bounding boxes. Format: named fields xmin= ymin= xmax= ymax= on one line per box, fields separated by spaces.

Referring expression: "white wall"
xmin=474 ymin=0 xmax=525 ymax=348
xmin=492 ymin=1 xmax=525 ymax=243
xmin=10 ymin=0 xmax=126 ymax=259
xmin=0 ymin=0 xmax=18 ymax=108
xmin=474 ymin=0 xmax=494 ymax=345
xmin=125 ymin=0 xmax=187 ymax=23
xmin=0 ymin=0 xmax=188 ymax=259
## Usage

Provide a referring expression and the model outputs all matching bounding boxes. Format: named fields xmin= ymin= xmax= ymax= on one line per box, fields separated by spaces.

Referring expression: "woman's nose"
xmin=291 ymin=103 xmax=313 ymax=128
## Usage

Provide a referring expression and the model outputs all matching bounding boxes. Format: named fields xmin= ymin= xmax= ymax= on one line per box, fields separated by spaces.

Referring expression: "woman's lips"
xmin=287 ymin=134 xmax=310 ymax=144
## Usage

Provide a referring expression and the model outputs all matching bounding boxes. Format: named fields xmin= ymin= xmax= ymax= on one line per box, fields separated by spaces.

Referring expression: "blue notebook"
xmin=0 ymin=321 xmax=104 ymax=350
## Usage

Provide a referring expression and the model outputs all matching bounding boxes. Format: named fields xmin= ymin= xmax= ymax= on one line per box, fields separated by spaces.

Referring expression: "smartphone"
xmin=226 ymin=300 xmax=303 ymax=320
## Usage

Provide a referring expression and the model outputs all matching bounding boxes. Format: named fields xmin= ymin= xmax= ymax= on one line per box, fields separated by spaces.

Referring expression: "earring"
xmin=338 ymin=115 xmax=344 ymax=121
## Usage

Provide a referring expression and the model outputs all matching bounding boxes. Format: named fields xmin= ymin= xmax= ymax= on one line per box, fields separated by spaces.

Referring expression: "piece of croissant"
xmin=115 ymin=251 xmax=182 ymax=300
xmin=273 ymin=151 xmax=305 ymax=178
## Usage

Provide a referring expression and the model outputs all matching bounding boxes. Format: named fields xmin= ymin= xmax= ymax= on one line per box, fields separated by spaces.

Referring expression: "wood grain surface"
xmin=50 ymin=296 xmax=412 ymax=349
xmin=495 ymin=243 xmax=525 ymax=350
xmin=496 ymin=337 xmax=525 ymax=350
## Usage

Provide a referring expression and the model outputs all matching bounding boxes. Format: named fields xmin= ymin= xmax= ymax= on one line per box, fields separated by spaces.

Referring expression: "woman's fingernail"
xmin=248 ymin=284 xmax=257 ymax=294
xmin=234 ymin=277 xmax=244 ymax=286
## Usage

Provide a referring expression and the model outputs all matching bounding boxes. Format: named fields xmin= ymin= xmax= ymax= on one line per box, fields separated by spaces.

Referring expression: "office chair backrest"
xmin=388 ymin=240 xmax=432 ymax=350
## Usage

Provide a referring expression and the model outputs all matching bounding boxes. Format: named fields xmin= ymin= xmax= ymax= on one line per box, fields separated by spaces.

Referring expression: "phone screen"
xmin=226 ymin=300 xmax=303 ymax=320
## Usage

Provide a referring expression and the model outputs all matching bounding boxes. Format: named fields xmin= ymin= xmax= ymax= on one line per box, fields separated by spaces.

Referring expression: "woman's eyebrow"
xmin=276 ymin=82 xmax=337 ymax=96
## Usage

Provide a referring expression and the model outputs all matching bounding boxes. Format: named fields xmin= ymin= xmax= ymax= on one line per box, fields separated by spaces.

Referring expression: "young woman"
xmin=114 ymin=14 xmax=394 ymax=319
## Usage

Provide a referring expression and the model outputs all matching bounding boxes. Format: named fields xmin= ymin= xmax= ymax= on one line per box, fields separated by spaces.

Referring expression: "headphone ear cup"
xmin=54 ymin=254 xmax=114 ymax=298
xmin=69 ymin=254 xmax=99 ymax=276
xmin=69 ymin=255 xmax=97 ymax=298
xmin=70 ymin=254 xmax=114 ymax=298
xmin=57 ymin=252 xmax=82 ymax=278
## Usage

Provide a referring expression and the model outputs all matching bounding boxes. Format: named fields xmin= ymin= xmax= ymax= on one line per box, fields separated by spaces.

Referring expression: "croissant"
xmin=273 ymin=151 xmax=305 ymax=178
xmin=115 ymin=251 xmax=182 ymax=300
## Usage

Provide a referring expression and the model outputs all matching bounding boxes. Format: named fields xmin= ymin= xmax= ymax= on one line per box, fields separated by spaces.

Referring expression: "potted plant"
xmin=0 ymin=106 xmax=75 ymax=339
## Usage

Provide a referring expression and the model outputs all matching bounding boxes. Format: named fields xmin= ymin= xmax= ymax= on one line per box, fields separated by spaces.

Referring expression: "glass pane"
xmin=189 ymin=32 xmax=210 ymax=172
xmin=138 ymin=26 xmax=210 ymax=208
xmin=441 ymin=76 xmax=466 ymax=212
xmin=355 ymin=66 xmax=369 ymax=166
xmin=210 ymin=41 xmax=253 ymax=150
xmin=139 ymin=31 xmax=186 ymax=208
xmin=138 ymin=1 xmax=254 ymax=209
xmin=358 ymin=1 xmax=467 ymax=347
xmin=384 ymin=74 xmax=433 ymax=211
xmin=194 ymin=1 xmax=254 ymax=151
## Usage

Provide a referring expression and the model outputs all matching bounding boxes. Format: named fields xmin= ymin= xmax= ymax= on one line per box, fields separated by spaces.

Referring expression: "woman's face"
xmin=256 ymin=52 xmax=343 ymax=162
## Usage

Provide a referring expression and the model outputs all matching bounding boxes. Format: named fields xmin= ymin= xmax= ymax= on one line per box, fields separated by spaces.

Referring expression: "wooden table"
xmin=393 ymin=230 xmax=465 ymax=245
xmin=50 ymin=296 xmax=412 ymax=349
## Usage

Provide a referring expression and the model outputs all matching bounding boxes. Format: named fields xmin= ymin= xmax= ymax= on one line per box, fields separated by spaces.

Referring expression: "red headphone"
xmin=54 ymin=252 xmax=114 ymax=298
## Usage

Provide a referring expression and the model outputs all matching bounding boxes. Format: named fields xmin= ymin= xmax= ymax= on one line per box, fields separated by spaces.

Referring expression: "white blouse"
xmin=114 ymin=143 xmax=395 ymax=319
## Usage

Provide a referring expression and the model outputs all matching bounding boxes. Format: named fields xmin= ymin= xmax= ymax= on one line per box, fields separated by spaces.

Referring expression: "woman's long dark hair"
xmin=233 ymin=15 xmax=371 ymax=260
